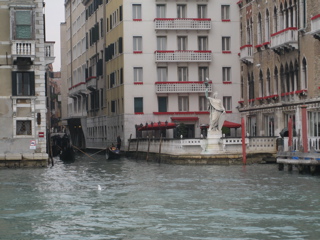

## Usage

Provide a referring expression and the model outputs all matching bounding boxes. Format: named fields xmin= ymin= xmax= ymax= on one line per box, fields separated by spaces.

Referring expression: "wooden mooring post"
xmin=126 ymin=134 xmax=132 ymax=157
xmin=135 ymin=138 xmax=140 ymax=159
xmin=146 ymin=137 xmax=151 ymax=161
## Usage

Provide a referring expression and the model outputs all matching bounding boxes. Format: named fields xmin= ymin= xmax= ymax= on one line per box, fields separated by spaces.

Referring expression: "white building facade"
xmin=63 ymin=0 xmax=241 ymax=150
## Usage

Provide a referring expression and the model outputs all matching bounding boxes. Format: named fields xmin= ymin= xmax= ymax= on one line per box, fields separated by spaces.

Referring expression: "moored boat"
xmin=106 ymin=147 xmax=121 ymax=160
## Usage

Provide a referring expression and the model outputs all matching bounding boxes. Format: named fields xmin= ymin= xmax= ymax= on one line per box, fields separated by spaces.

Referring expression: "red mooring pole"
xmin=301 ymin=105 xmax=308 ymax=153
xmin=288 ymin=117 xmax=292 ymax=148
xmin=241 ymin=117 xmax=246 ymax=165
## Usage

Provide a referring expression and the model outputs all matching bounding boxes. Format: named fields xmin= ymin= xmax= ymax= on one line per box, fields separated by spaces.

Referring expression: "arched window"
xmin=299 ymin=0 xmax=306 ymax=29
xmin=258 ymin=13 xmax=262 ymax=44
xmin=280 ymin=3 xmax=284 ymax=30
xmin=302 ymin=58 xmax=307 ymax=89
xmin=274 ymin=66 xmax=279 ymax=94
xmin=259 ymin=70 xmax=264 ymax=97
xmin=241 ymin=77 xmax=244 ymax=99
xmin=265 ymin=9 xmax=270 ymax=42
xmin=273 ymin=6 xmax=278 ymax=33
xmin=280 ymin=64 xmax=285 ymax=93
xmin=266 ymin=69 xmax=271 ymax=96
xmin=289 ymin=61 xmax=295 ymax=92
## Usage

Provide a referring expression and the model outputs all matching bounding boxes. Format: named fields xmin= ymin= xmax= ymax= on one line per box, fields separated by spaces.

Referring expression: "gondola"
xmin=106 ymin=147 xmax=121 ymax=160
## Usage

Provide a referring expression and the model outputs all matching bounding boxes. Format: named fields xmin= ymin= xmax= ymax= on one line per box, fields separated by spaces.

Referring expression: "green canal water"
xmin=1 ymin=154 xmax=320 ymax=240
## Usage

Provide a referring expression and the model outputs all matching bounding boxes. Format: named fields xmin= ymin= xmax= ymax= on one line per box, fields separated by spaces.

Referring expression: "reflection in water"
xmin=1 ymin=153 xmax=320 ymax=239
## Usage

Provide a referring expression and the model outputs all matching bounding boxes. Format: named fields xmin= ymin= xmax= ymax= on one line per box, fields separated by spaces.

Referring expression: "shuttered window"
xmin=15 ymin=11 xmax=33 ymax=39
xmin=12 ymin=71 xmax=35 ymax=96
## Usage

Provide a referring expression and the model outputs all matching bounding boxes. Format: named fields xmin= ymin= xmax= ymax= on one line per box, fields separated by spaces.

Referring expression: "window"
xmin=132 ymin=4 xmax=141 ymax=20
xmin=157 ymin=36 xmax=167 ymax=50
xmin=199 ymin=67 xmax=208 ymax=82
xmin=221 ymin=5 xmax=230 ymax=20
xmin=156 ymin=4 xmax=166 ymax=18
xmin=198 ymin=5 xmax=207 ymax=18
xmin=158 ymin=97 xmax=168 ymax=112
xmin=178 ymin=96 xmax=189 ymax=111
xmin=222 ymin=37 xmax=230 ymax=51
xmin=16 ymin=120 xmax=32 ymax=135
xmin=199 ymin=96 xmax=207 ymax=111
xmin=111 ymin=100 xmax=116 ymax=113
xmin=265 ymin=115 xmax=274 ymax=137
xmin=177 ymin=5 xmax=186 ymax=18
xmin=177 ymin=36 xmax=187 ymax=50
xmin=134 ymin=97 xmax=143 ymax=113
xmin=157 ymin=67 xmax=167 ymax=82
xmin=12 ymin=72 xmax=35 ymax=96
xmin=222 ymin=67 xmax=231 ymax=82
xmin=198 ymin=36 xmax=208 ymax=51
xmin=308 ymin=112 xmax=320 ymax=137
xmin=134 ymin=67 xmax=143 ymax=82
xmin=178 ymin=67 xmax=188 ymax=81
xmin=266 ymin=69 xmax=271 ymax=96
xmin=257 ymin=13 xmax=262 ymax=44
xmin=302 ymin=58 xmax=307 ymax=89
xmin=14 ymin=10 xmax=33 ymax=39
xmin=259 ymin=70 xmax=264 ymax=97
xmin=133 ymin=36 xmax=142 ymax=51
xmin=265 ymin=10 xmax=270 ymax=43
xmin=223 ymin=96 xmax=232 ymax=111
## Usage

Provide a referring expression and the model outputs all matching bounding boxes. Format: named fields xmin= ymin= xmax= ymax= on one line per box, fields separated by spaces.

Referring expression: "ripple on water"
xmin=1 ymin=155 xmax=320 ymax=239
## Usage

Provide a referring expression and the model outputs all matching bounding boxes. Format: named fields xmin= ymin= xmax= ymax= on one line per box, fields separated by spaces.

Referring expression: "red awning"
xmin=138 ymin=122 xmax=176 ymax=131
xmin=223 ymin=121 xmax=241 ymax=128
xmin=171 ymin=117 xmax=199 ymax=122
xmin=200 ymin=121 xmax=241 ymax=129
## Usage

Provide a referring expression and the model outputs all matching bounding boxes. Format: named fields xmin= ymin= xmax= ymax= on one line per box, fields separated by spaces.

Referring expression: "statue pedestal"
xmin=201 ymin=130 xmax=224 ymax=155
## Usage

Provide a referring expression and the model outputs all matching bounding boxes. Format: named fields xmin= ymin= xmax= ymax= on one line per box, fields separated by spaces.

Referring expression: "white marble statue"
xmin=205 ymin=89 xmax=226 ymax=132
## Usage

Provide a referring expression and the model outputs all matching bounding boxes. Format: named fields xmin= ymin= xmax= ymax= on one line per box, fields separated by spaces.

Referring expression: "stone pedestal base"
xmin=201 ymin=130 xmax=224 ymax=155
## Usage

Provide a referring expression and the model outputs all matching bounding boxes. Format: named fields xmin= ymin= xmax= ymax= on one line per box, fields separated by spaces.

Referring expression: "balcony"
xmin=44 ymin=41 xmax=55 ymax=65
xmin=155 ymin=50 xmax=212 ymax=62
xmin=310 ymin=14 xmax=320 ymax=40
xmin=11 ymin=40 xmax=36 ymax=62
xmin=270 ymin=27 xmax=298 ymax=53
xmin=239 ymin=45 xmax=253 ymax=64
xmin=155 ymin=81 xmax=212 ymax=93
xmin=154 ymin=18 xmax=211 ymax=30
xmin=86 ymin=76 xmax=97 ymax=90
xmin=69 ymin=82 xmax=88 ymax=97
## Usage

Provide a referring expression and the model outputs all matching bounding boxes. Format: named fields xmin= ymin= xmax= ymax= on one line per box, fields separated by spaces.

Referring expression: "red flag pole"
xmin=241 ymin=117 xmax=246 ymax=165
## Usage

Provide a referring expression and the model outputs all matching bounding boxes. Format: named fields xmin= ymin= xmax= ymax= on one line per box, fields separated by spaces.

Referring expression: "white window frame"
xmin=178 ymin=96 xmax=189 ymax=111
xmin=157 ymin=67 xmax=167 ymax=82
xmin=221 ymin=5 xmax=230 ymax=20
xmin=132 ymin=4 xmax=142 ymax=20
xmin=133 ymin=36 xmax=142 ymax=51
xmin=134 ymin=67 xmax=143 ymax=82
xmin=223 ymin=96 xmax=232 ymax=111
xmin=156 ymin=4 xmax=166 ymax=18
xmin=222 ymin=36 xmax=230 ymax=51
xmin=222 ymin=67 xmax=231 ymax=82
xmin=178 ymin=67 xmax=188 ymax=82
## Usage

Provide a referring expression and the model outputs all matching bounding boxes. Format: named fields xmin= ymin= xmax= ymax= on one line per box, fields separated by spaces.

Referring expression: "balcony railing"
xmin=11 ymin=40 xmax=36 ymax=61
xmin=270 ymin=27 xmax=298 ymax=50
xmin=154 ymin=18 xmax=211 ymax=30
xmin=155 ymin=50 xmax=212 ymax=62
xmin=44 ymin=41 xmax=55 ymax=65
xmin=240 ymin=45 xmax=253 ymax=64
xmin=155 ymin=81 xmax=212 ymax=93
xmin=311 ymin=14 xmax=320 ymax=38
xmin=69 ymin=82 xmax=88 ymax=96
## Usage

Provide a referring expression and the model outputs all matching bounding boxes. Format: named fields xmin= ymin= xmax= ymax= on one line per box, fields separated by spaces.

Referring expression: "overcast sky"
xmin=45 ymin=0 xmax=65 ymax=71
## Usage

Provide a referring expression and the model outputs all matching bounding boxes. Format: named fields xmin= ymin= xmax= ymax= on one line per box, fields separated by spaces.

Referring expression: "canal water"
xmin=1 ymin=154 xmax=320 ymax=240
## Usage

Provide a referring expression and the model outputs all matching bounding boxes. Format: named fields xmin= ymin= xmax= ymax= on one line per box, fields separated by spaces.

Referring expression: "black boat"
xmin=51 ymin=133 xmax=75 ymax=161
xmin=106 ymin=147 xmax=121 ymax=160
